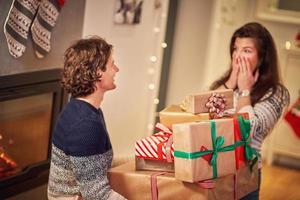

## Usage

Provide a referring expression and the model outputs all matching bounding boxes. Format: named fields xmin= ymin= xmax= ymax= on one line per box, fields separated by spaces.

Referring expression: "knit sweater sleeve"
xmin=70 ymin=153 xmax=125 ymax=200
xmin=68 ymin=119 xmax=126 ymax=200
xmin=238 ymin=85 xmax=290 ymax=150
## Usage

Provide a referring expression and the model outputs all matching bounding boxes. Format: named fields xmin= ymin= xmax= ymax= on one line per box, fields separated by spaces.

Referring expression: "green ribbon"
xmin=174 ymin=116 xmax=260 ymax=178
xmin=236 ymin=116 xmax=259 ymax=170
xmin=174 ymin=120 xmax=238 ymax=179
xmin=236 ymin=116 xmax=255 ymax=160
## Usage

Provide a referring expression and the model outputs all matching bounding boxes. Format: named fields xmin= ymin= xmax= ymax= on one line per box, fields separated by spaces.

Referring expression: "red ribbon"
xmin=199 ymin=146 xmax=212 ymax=162
xmin=155 ymin=123 xmax=174 ymax=162
xmin=234 ymin=173 xmax=237 ymax=200
xmin=196 ymin=173 xmax=237 ymax=199
xmin=151 ymin=172 xmax=167 ymax=200
xmin=233 ymin=113 xmax=249 ymax=169
xmin=197 ymin=180 xmax=216 ymax=189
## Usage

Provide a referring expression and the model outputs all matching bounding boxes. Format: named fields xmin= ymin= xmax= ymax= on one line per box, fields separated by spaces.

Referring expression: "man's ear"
xmin=96 ymin=70 xmax=103 ymax=81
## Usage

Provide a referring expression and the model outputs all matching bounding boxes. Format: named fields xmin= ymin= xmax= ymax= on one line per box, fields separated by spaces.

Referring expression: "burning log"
xmin=0 ymin=150 xmax=19 ymax=178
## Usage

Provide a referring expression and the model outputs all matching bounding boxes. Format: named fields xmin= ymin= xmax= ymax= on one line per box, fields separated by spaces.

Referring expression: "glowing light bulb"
xmin=161 ymin=42 xmax=167 ymax=48
xmin=154 ymin=98 xmax=159 ymax=104
xmin=150 ymin=56 xmax=157 ymax=62
xmin=285 ymin=41 xmax=291 ymax=50
xmin=148 ymin=83 xmax=155 ymax=90
xmin=153 ymin=27 xmax=160 ymax=33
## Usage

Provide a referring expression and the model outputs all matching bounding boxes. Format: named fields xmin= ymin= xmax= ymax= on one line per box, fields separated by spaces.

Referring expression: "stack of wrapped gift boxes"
xmin=108 ymin=89 xmax=259 ymax=200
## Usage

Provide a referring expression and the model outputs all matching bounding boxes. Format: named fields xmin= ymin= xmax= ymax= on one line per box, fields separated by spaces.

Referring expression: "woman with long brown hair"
xmin=211 ymin=22 xmax=289 ymax=199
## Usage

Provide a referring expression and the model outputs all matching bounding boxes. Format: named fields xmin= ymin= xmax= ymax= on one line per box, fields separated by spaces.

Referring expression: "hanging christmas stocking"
xmin=284 ymin=97 xmax=300 ymax=138
xmin=30 ymin=0 xmax=64 ymax=59
xmin=3 ymin=0 xmax=41 ymax=58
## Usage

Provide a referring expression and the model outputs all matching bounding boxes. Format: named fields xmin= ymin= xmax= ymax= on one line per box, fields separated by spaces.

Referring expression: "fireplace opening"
xmin=0 ymin=69 xmax=67 ymax=199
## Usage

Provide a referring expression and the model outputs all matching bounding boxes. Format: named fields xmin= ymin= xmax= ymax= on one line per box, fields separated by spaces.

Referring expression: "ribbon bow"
xmin=174 ymin=120 xmax=237 ymax=179
xmin=235 ymin=116 xmax=259 ymax=170
xmin=205 ymin=92 xmax=227 ymax=118
xmin=210 ymin=135 xmax=224 ymax=167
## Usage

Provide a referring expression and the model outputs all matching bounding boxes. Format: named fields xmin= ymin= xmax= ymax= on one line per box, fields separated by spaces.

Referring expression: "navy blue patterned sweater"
xmin=48 ymin=98 xmax=125 ymax=200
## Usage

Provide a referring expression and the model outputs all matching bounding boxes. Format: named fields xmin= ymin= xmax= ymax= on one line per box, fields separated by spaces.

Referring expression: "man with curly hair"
xmin=47 ymin=36 xmax=126 ymax=200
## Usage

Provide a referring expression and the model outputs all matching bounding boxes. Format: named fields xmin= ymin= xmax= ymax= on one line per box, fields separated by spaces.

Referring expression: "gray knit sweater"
xmin=47 ymin=98 xmax=125 ymax=200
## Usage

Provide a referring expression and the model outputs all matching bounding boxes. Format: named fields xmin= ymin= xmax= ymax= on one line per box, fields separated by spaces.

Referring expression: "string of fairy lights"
xmin=145 ymin=0 xmax=169 ymax=135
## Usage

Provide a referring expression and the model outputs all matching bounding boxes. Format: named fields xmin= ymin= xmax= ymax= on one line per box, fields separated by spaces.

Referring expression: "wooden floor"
xmin=260 ymin=164 xmax=300 ymax=200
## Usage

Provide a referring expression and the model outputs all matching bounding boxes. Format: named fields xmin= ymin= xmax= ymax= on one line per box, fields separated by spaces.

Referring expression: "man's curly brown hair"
xmin=61 ymin=36 xmax=113 ymax=98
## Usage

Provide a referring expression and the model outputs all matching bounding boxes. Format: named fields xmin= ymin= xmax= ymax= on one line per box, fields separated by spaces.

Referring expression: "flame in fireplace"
xmin=0 ymin=152 xmax=18 ymax=178
xmin=0 ymin=134 xmax=18 ymax=178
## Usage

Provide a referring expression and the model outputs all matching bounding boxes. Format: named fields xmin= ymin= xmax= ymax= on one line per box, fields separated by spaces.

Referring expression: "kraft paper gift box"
xmin=159 ymin=105 xmax=210 ymax=129
xmin=172 ymin=118 xmax=236 ymax=182
xmin=135 ymin=123 xmax=174 ymax=172
xmin=108 ymin=161 xmax=258 ymax=200
xmin=236 ymin=162 xmax=259 ymax=199
xmin=219 ymin=113 xmax=258 ymax=170
xmin=181 ymin=89 xmax=234 ymax=114
xmin=232 ymin=114 xmax=253 ymax=170
xmin=216 ymin=113 xmax=254 ymax=170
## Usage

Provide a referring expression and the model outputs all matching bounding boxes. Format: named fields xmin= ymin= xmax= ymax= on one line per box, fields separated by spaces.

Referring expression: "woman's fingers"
xmin=245 ymin=57 xmax=252 ymax=75
xmin=241 ymin=57 xmax=246 ymax=74
xmin=240 ymin=57 xmax=247 ymax=74
xmin=238 ymin=57 xmax=243 ymax=73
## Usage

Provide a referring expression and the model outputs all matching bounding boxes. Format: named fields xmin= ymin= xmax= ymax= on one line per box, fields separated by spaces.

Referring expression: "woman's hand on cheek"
xmin=237 ymin=57 xmax=259 ymax=90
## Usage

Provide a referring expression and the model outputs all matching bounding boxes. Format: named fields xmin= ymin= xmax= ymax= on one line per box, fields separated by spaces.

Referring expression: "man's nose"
xmin=115 ymin=65 xmax=119 ymax=72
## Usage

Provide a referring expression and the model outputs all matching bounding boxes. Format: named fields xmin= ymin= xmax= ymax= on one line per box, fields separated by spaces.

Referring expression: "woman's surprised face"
xmin=232 ymin=37 xmax=259 ymax=73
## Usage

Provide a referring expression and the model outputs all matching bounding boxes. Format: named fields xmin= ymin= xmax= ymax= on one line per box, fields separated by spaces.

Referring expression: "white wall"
xmin=165 ymin=0 xmax=214 ymax=105
xmin=83 ymin=0 xmax=169 ymax=158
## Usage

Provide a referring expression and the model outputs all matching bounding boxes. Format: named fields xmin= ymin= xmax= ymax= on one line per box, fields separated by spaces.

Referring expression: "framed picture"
xmin=114 ymin=0 xmax=144 ymax=25
xmin=256 ymin=0 xmax=300 ymax=24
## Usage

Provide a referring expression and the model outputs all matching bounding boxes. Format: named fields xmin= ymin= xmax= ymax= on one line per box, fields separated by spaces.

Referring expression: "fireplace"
xmin=0 ymin=69 xmax=67 ymax=199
